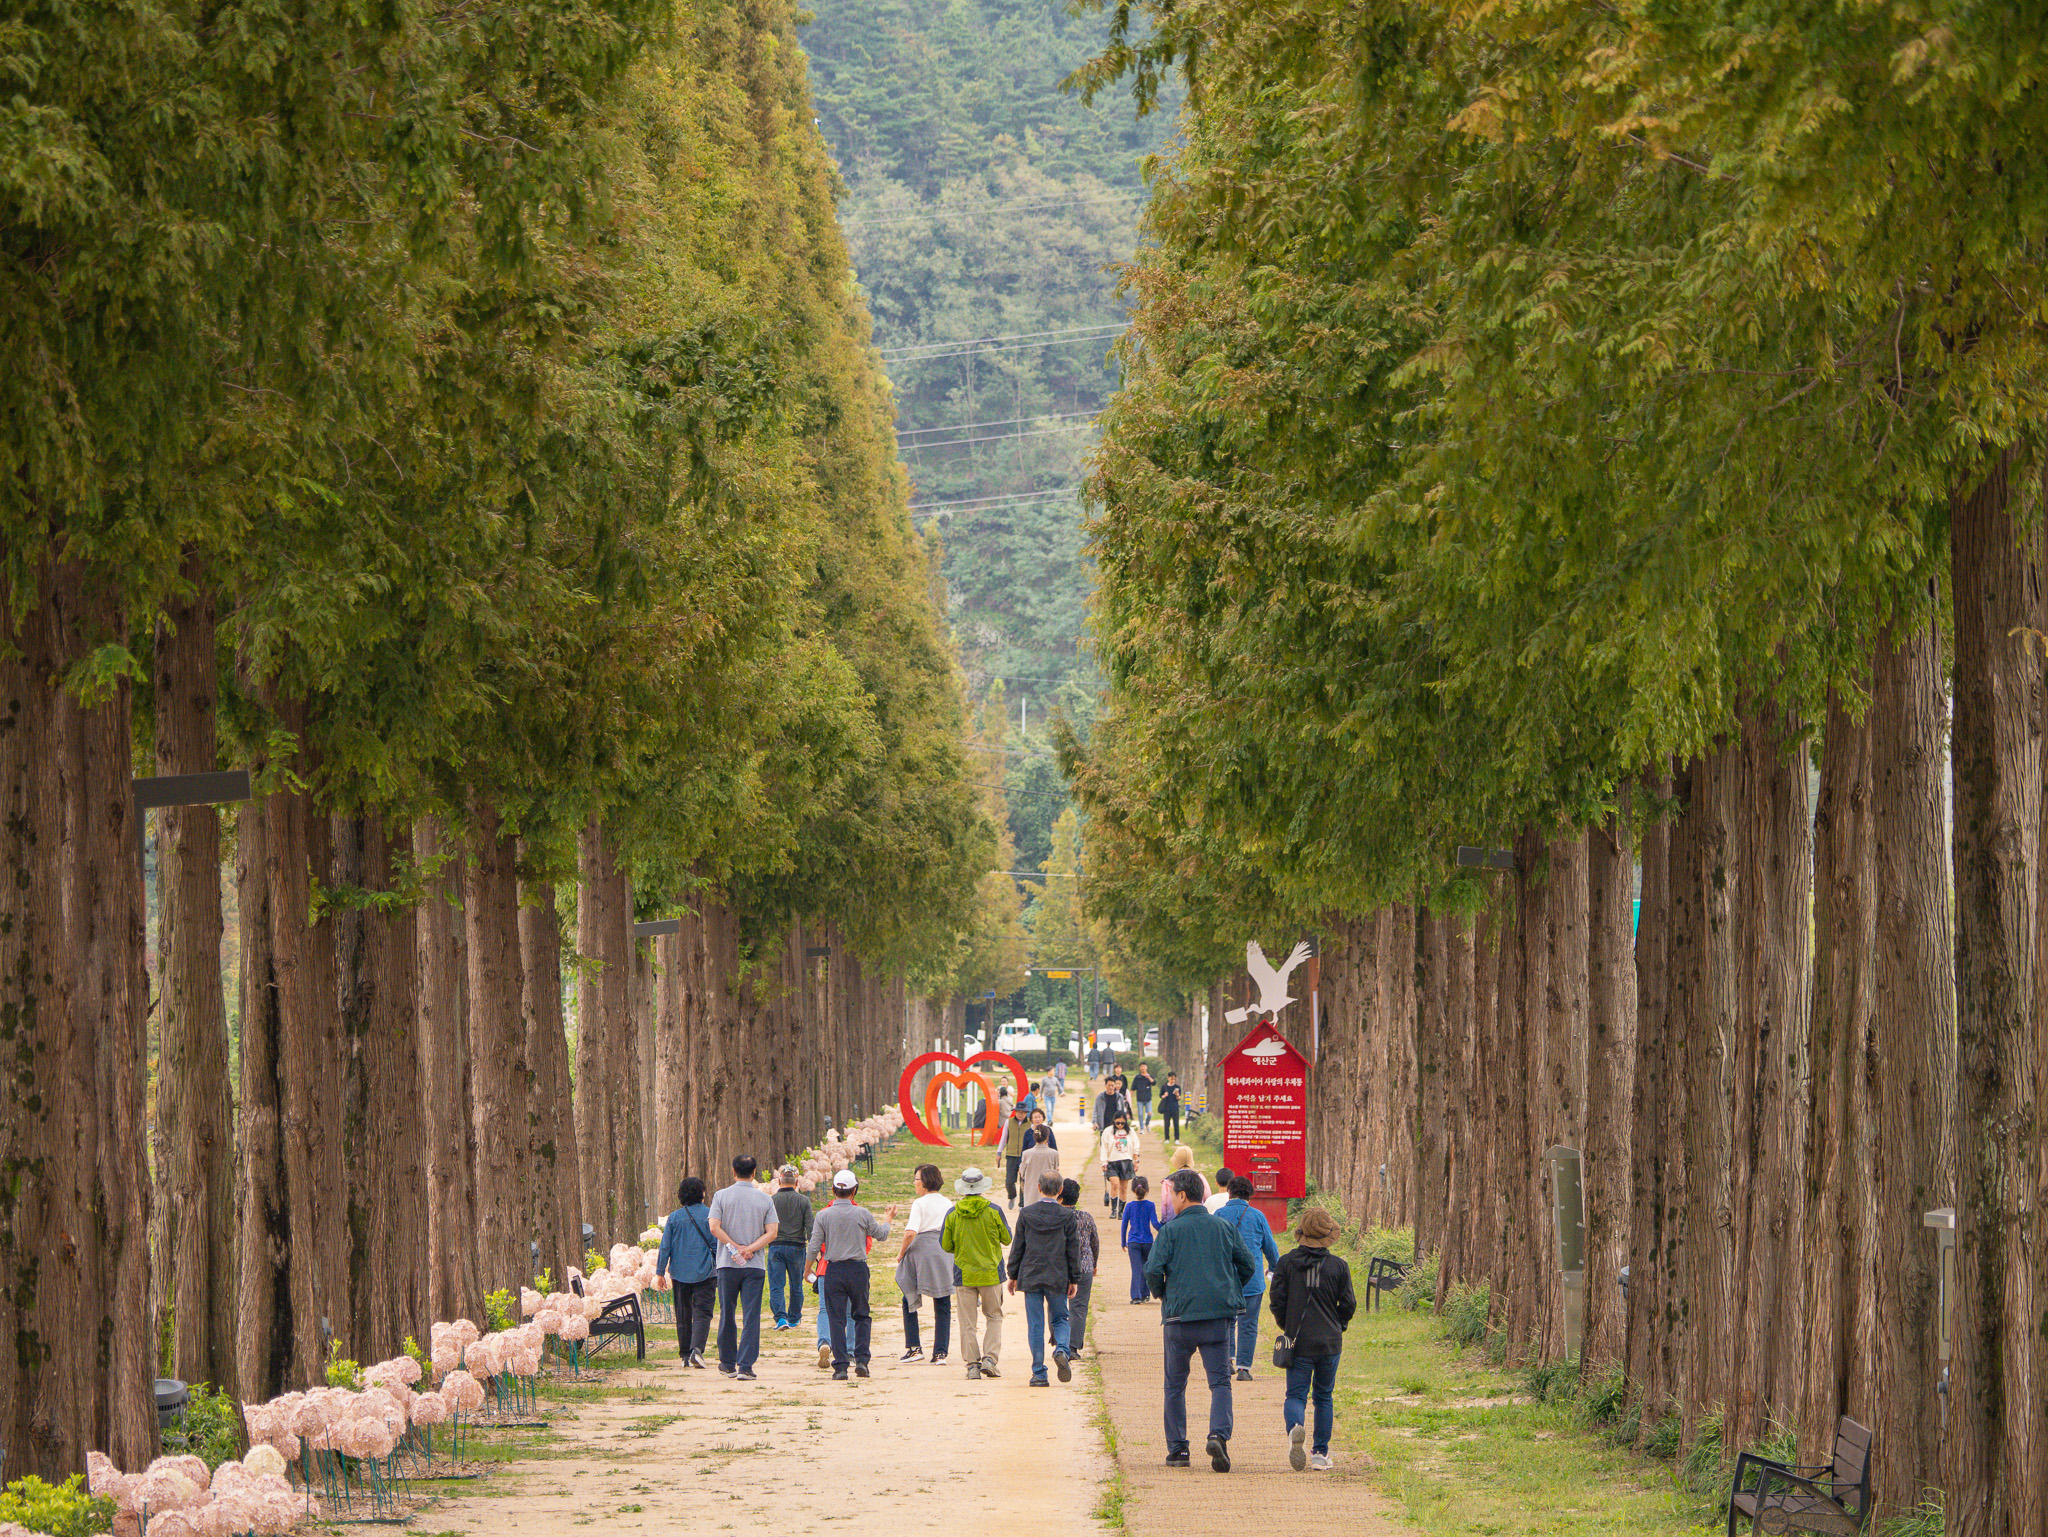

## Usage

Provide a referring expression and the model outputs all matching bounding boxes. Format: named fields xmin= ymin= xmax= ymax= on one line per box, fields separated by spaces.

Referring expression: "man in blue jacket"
xmin=1144 ymin=1168 xmax=1256 ymax=1471
xmin=1216 ymin=1175 xmax=1282 ymax=1380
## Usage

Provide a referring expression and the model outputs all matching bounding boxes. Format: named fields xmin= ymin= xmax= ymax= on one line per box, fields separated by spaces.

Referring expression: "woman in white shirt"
xmin=1098 ymin=1116 xmax=1141 ymax=1217
xmin=895 ymin=1164 xmax=955 ymax=1363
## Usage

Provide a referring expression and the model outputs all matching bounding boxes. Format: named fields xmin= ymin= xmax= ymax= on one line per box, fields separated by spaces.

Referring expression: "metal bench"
xmin=570 ymin=1276 xmax=646 ymax=1362
xmin=1728 ymin=1415 xmax=1872 ymax=1536
xmin=1364 ymin=1256 xmax=1412 ymax=1311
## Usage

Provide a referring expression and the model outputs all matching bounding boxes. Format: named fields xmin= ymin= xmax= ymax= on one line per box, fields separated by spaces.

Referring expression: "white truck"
xmin=995 ymin=1017 xmax=1048 ymax=1054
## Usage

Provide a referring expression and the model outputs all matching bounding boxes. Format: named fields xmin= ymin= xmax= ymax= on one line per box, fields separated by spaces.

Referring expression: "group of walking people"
xmin=648 ymin=1060 xmax=1360 ymax=1477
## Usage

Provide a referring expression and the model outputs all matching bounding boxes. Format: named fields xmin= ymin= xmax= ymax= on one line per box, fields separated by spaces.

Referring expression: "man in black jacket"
xmin=1007 ymin=1172 xmax=1083 ymax=1387
xmin=1267 ymin=1208 xmax=1358 ymax=1471
xmin=1158 ymin=1073 xmax=1183 ymax=1144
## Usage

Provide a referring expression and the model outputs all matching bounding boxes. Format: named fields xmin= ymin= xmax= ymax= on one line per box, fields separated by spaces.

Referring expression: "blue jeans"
xmin=717 ymin=1268 xmax=764 ymax=1372
xmin=1136 ymin=1100 xmax=1152 ymax=1131
xmin=1285 ymin=1351 xmax=1341 ymax=1454
xmin=1162 ymin=1318 xmax=1234 ymax=1452
xmin=1235 ymin=1298 xmax=1261 ymax=1368
xmin=1023 ymin=1288 xmax=1071 ymax=1381
xmin=1127 ymin=1244 xmax=1152 ymax=1302
xmin=767 ymin=1246 xmax=805 ymax=1326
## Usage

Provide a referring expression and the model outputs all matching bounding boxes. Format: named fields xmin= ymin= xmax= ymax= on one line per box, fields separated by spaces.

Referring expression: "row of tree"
xmin=1 ymin=0 xmax=989 ymax=1482
xmin=1063 ymin=1 xmax=2046 ymax=1531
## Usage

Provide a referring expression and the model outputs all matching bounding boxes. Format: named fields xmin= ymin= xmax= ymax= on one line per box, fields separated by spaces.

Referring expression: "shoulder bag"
xmin=1272 ymin=1257 xmax=1320 ymax=1369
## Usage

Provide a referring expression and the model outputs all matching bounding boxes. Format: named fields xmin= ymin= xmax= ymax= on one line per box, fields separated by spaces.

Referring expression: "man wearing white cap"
xmin=941 ymin=1167 xmax=1012 ymax=1379
xmin=805 ymin=1169 xmax=897 ymax=1380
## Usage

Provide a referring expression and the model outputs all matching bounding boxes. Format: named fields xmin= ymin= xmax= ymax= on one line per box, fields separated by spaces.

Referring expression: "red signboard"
xmin=1221 ymin=1020 xmax=1309 ymax=1232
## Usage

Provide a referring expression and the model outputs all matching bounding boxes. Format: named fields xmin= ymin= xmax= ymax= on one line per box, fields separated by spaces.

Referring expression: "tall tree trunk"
xmin=467 ymin=803 xmax=532 ymax=1292
xmin=1799 ymin=689 xmax=1875 ymax=1471
xmin=1541 ymin=830 xmax=1589 ymax=1361
xmin=1627 ymin=769 xmax=1674 ymax=1429
xmin=1946 ymin=454 xmax=2042 ymax=1537
xmin=1495 ymin=860 xmax=1534 ymax=1345
xmin=1414 ymin=909 xmax=1450 ymax=1260
xmin=1868 ymin=604 xmax=1956 ymax=1515
xmin=1513 ymin=827 xmax=1550 ymax=1357
xmin=1584 ymin=804 xmax=1637 ymax=1372
xmin=520 ymin=870 xmax=582 ymax=1287
xmin=635 ymin=938 xmax=657 ymax=1224
xmin=1662 ymin=758 xmax=1704 ymax=1423
xmin=415 ymin=818 xmax=481 ymax=1327
xmin=235 ymin=702 xmax=345 ymax=1397
xmin=575 ymin=819 xmax=640 ymax=1247
xmin=1685 ymin=738 xmax=1740 ymax=1434
xmin=651 ymin=923 xmax=687 ymax=1228
xmin=152 ymin=571 xmax=236 ymax=1396
xmin=0 ymin=558 xmax=156 ymax=1477
xmin=335 ymin=812 xmax=427 ymax=1366
xmin=1437 ymin=916 xmax=1476 ymax=1301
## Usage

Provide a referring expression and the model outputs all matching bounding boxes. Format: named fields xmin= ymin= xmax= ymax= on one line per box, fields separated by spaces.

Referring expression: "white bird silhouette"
xmin=1225 ymin=939 xmax=1312 ymax=1025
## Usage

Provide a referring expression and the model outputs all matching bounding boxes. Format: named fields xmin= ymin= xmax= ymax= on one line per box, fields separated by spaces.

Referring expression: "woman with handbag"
xmin=654 ymin=1176 xmax=720 ymax=1367
xmin=1265 ymin=1207 xmax=1358 ymax=1472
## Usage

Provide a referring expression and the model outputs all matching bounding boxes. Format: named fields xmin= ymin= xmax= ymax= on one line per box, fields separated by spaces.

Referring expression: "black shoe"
xmin=736 ymin=1371 xmax=756 ymax=1381
xmin=1234 ymin=1367 xmax=1253 ymax=1382
xmin=719 ymin=1365 xmax=737 ymax=1378
xmin=1029 ymin=1376 xmax=1050 ymax=1387
xmin=855 ymin=1363 xmax=871 ymax=1378
xmin=900 ymin=1347 xmax=923 ymax=1362
xmin=1165 ymin=1450 xmax=1192 ymax=1468
xmin=687 ymin=1351 xmax=706 ymax=1369
xmin=832 ymin=1368 xmax=848 ymax=1381
xmin=1207 ymin=1435 xmax=1231 ymax=1473
xmin=1054 ymin=1348 xmax=1071 ymax=1383
xmin=931 ymin=1352 xmax=948 ymax=1365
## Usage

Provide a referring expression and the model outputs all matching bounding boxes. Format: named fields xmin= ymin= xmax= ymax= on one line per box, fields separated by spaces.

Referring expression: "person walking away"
xmin=998 ymin=1087 xmax=1025 ymax=1206
xmin=1058 ymin=1178 xmax=1100 ymax=1354
xmin=1158 ymin=1073 xmax=1183 ymax=1144
xmin=941 ymin=1167 xmax=1012 ymax=1379
xmin=1206 ymin=1166 xmax=1235 ymax=1213
xmin=707 ymin=1155 xmax=778 ymax=1379
xmin=896 ymin=1164 xmax=955 ymax=1363
xmin=1133 ymin=1064 xmax=1156 ymax=1131
xmin=654 ymin=1176 xmax=718 ymax=1366
xmin=1017 ymin=1124 xmax=1062 ymax=1208
xmin=768 ymin=1164 xmax=813 ymax=1331
xmin=805 ymin=1169 xmax=897 ymax=1380
xmin=1008 ymin=1173 xmax=1083 ymax=1386
xmin=1145 ymin=1168 xmax=1256 ymax=1471
xmin=1099 ymin=1115 xmax=1140 ymax=1215
xmin=1216 ymin=1176 xmax=1281 ymax=1379
xmin=1121 ymin=1175 xmax=1160 ymax=1302
xmin=1268 ymin=1208 xmax=1357 ymax=1471
xmin=1050 ymin=1057 xmax=1068 ymax=1108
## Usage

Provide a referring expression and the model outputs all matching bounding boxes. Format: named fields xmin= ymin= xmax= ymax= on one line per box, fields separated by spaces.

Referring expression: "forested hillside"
xmin=800 ymin=0 xmax=1176 ymax=877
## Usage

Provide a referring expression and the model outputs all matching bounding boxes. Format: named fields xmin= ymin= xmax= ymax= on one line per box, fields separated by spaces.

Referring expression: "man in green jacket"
xmin=1144 ymin=1168 xmax=1256 ymax=1471
xmin=942 ymin=1167 xmax=1013 ymax=1380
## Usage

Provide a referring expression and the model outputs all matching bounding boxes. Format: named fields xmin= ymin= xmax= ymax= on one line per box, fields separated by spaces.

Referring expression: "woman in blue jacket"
xmin=655 ymin=1176 xmax=718 ymax=1366
xmin=1216 ymin=1176 xmax=1281 ymax=1379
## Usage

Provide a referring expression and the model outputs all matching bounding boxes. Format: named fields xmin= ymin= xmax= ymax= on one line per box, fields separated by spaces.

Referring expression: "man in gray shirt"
xmin=804 ymin=1169 xmax=897 ymax=1379
xmin=768 ymin=1164 xmax=814 ymax=1331
xmin=707 ymin=1155 xmax=778 ymax=1378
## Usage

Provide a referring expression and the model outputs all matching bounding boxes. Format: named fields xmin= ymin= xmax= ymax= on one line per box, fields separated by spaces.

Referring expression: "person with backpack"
xmin=1007 ymin=1173 xmax=1084 ymax=1387
xmin=1215 ymin=1175 xmax=1281 ymax=1380
xmin=1267 ymin=1208 xmax=1358 ymax=1471
xmin=941 ymin=1167 xmax=1013 ymax=1379
xmin=654 ymin=1176 xmax=718 ymax=1367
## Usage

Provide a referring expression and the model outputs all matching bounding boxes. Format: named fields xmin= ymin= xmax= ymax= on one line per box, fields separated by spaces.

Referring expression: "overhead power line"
xmin=909 ymin=486 xmax=1080 ymax=510
xmin=902 ymin=423 xmax=1095 ymax=451
xmin=877 ymin=323 xmax=1123 ymax=359
xmin=897 ymin=408 xmax=1098 ymax=439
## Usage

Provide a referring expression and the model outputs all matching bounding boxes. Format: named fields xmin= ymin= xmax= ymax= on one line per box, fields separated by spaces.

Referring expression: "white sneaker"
xmin=1309 ymin=1453 xmax=1332 ymax=1472
xmin=1289 ymin=1424 xmax=1307 ymax=1472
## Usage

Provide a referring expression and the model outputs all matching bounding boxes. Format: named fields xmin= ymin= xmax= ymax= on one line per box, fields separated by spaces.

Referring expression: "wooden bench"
xmin=571 ymin=1276 xmax=646 ymax=1362
xmin=1364 ymin=1256 xmax=1412 ymax=1312
xmin=1727 ymin=1416 xmax=1872 ymax=1536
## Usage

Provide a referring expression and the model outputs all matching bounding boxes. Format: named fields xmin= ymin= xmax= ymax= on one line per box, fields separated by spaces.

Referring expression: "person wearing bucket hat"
xmin=806 ymin=1169 xmax=896 ymax=1379
xmin=942 ymin=1167 xmax=1012 ymax=1379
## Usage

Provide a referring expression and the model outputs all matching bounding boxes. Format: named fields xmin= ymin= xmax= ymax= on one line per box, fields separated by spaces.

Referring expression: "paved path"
xmin=419 ymin=1090 xmax=1110 ymax=1537
xmin=1079 ymin=1100 xmax=1406 ymax=1536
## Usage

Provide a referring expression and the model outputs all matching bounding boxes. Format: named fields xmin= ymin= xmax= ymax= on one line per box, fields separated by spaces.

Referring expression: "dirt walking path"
xmin=1083 ymin=1107 xmax=1406 ymax=1537
xmin=417 ymin=1087 xmax=1110 ymax=1537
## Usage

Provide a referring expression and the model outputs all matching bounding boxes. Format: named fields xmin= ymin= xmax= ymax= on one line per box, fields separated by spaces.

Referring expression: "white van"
xmin=996 ymin=1017 xmax=1048 ymax=1053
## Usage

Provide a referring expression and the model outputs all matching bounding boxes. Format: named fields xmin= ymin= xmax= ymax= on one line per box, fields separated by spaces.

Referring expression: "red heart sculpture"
xmin=897 ymin=1050 xmax=1031 ymax=1146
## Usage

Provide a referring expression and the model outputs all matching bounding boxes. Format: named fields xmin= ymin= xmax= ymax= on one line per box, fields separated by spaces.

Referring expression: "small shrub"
xmin=531 ymin=1267 xmax=555 ymax=1296
xmin=1681 ymin=1409 xmax=1727 ymax=1496
xmin=1439 ymin=1283 xmax=1492 ymax=1349
xmin=1357 ymin=1226 xmax=1416 ymax=1264
xmin=1394 ymin=1254 xmax=1441 ymax=1311
xmin=161 ymin=1382 xmax=244 ymax=1470
xmin=485 ymin=1287 xmax=517 ymax=1333
xmin=1884 ymin=1491 xmax=1945 ymax=1537
xmin=584 ymin=1248 xmax=604 ymax=1276
xmin=1578 ymin=1363 xmax=1629 ymax=1429
xmin=402 ymin=1334 xmax=433 ymax=1380
xmin=0 ymin=1474 xmax=114 ymax=1536
xmin=325 ymin=1354 xmax=364 ymax=1389
xmin=1641 ymin=1414 xmax=1682 ymax=1460
xmin=1523 ymin=1356 xmax=1581 ymax=1405
xmin=1609 ymin=1402 xmax=1644 ymax=1448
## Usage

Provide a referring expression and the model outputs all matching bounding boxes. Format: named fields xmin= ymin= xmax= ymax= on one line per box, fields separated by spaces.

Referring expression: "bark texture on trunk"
xmin=415 ymin=818 xmax=481 ymax=1328
xmin=0 ymin=559 xmax=156 ymax=1477
xmin=467 ymin=804 xmax=533 ymax=1292
xmin=1540 ymin=830 xmax=1588 ymax=1361
xmin=151 ymin=572 xmax=236 ymax=1397
xmin=1584 ymin=807 xmax=1636 ymax=1372
xmin=1946 ymin=455 xmax=2043 ymax=1537
xmin=1627 ymin=769 xmax=1674 ymax=1426
xmin=520 ymin=871 xmax=582 ymax=1288
xmin=1414 ymin=909 xmax=1450 ymax=1262
xmin=234 ymin=703 xmax=345 ymax=1398
xmin=575 ymin=819 xmax=641 ymax=1247
xmin=335 ymin=812 xmax=427 ymax=1366
xmin=1685 ymin=739 xmax=1740 ymax=1432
